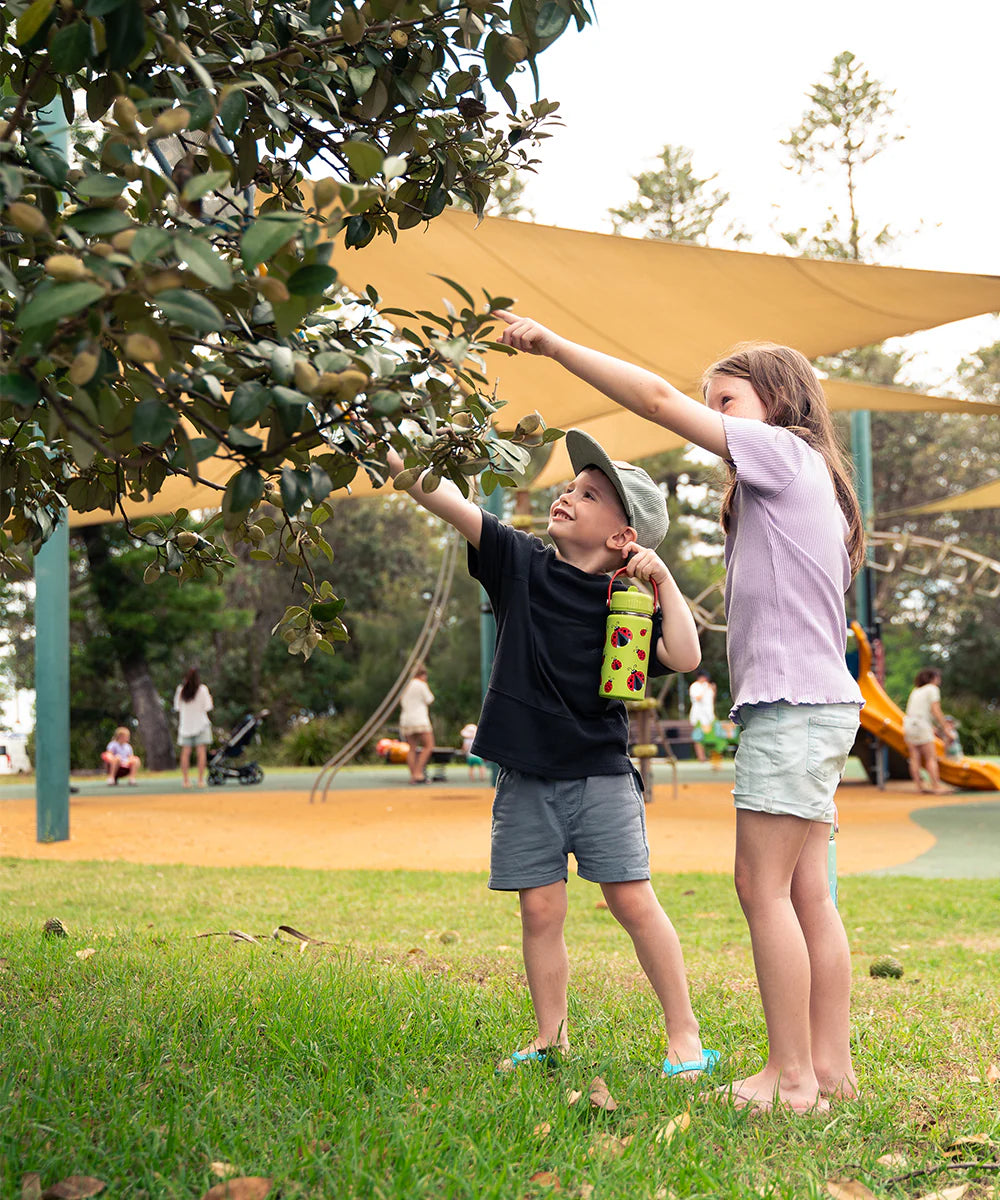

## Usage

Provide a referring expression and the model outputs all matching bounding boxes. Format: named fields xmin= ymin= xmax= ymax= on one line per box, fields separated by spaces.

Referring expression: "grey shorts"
xmin=488 ymin=767 xmax=650 ymax=891
xmin=178 ymin=728 xmax=212 ymax=748
xmin=732 ymin=701 xmax=860 ymax=824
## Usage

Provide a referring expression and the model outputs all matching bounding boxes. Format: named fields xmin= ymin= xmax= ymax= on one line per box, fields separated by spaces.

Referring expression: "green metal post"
xmin=850 ymin=409 xmax=875 ymax=636
xmin=33 ymin=98 xmax=72 ymax=842
xmin=478 ymin=485 xmax=505 ymax=784
xmin=35 ymin=518 xmax=71 ymax=841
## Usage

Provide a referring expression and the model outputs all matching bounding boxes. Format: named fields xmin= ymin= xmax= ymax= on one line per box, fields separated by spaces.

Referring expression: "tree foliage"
xmin=781 ymin=50 xmax=902 ymax=262
xmin=608 ymin=144 xmax=735 ymax=245
xmin=0 ymin=0 xmax=589 ymax=655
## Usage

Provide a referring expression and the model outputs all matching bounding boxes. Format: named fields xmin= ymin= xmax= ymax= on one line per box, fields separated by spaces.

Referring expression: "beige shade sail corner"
xmin=68 ymin=207 xmax=1000 ymax=522
xmin=890 ymin=477 xmax=1000 ymax=517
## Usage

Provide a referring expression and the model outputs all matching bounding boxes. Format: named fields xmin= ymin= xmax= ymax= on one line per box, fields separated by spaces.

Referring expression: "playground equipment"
xmin=309 ymin=530 xmax=460 ymax=803
xmin=850 ymin=622 xmax=1000 ymax=791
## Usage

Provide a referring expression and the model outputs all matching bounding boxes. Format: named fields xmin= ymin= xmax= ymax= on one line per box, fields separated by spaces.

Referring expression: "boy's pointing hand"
xmin=493 ymin=310 xmax=560 ymax=357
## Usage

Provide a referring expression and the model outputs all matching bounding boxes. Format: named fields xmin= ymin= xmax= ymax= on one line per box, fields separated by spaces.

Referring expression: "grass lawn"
xmin=2 ymin=860 xmax=999 ymax=1199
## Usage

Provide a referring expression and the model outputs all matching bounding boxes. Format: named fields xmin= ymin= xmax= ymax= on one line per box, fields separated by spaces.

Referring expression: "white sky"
xmin=509 ymin=0 xmax=1000 ymax=390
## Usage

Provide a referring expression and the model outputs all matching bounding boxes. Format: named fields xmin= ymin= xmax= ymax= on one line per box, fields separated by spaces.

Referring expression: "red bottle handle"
xmin=607 ymin=567 xmax=659 ymax=611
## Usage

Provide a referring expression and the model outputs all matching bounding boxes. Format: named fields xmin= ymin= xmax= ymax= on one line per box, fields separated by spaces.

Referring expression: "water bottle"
xmin=599 ymin=569 xmax=659 ymax=701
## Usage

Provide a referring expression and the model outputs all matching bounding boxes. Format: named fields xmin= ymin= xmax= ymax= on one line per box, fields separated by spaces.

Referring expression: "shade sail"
xmin=68 ymin=209 xmax=1000 ymax=522
xmin=893 ymin=477 xmax=1000 ymax=517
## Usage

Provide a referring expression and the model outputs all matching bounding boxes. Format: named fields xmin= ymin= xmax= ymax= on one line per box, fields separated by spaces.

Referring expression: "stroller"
xmin=206 ymin=710 xmax=269 ymax=786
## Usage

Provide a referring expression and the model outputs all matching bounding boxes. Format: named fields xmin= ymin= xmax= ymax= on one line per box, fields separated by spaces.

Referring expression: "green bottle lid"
xmin=609 ymin=585 xmax=654 ymax=617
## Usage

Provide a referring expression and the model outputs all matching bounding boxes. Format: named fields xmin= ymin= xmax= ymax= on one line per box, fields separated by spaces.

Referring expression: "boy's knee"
xmin=519 ymin=888 xmax=565 ymax=931
xmin=601 ymin=881 xmax=656 ymax=929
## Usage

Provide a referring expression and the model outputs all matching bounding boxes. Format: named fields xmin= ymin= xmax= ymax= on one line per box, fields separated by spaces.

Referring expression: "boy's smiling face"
xmin=547 ymin=466 xmax=633 ymax=568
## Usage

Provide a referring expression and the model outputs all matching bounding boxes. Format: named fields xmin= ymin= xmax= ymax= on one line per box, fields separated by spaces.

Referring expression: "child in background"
xmin=943 ymin=716 xmax=963 ymax=760
xmin=496 ymin=311 xmax=863 ymax=1114
xmin=102 ymin=726 xmax=141 ymax=786
xmin=460 ymin=722 xmax=487 ymax=782
xmin=386 ymin=431 xmax=717 ymax=1079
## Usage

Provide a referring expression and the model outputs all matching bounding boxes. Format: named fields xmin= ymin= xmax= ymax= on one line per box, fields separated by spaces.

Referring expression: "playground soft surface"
xmin=3 ymin=765 xmax=1000 ymax=1199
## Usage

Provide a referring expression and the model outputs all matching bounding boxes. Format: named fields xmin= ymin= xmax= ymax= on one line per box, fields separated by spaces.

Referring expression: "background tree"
xmin=781 ymin=49 xmax=902 ymax=263
xmin=1 ymin=0 xmax=590 ymax=659
xmin=608 ymin=144 xmax=734 ymax=244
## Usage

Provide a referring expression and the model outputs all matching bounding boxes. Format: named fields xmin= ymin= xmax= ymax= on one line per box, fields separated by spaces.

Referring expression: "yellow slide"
xmin=851 ymin=622 xmax=1000 ymax=791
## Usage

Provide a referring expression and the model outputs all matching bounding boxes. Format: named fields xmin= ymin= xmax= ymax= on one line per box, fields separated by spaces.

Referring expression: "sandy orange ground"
xmin=0 ymin=777 xmax=986 ymax=874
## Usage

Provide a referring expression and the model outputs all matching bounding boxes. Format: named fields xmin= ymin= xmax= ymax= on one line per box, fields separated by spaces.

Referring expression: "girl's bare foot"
xmin=711 ymin=1071 xmax=829 ymax=1116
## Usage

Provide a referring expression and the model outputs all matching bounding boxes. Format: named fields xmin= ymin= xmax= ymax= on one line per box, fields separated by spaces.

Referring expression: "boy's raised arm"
xmin=386 ymin=449 xmax=483 ymax=548
xmin=494 ymin=311 xmax=729 ymax=460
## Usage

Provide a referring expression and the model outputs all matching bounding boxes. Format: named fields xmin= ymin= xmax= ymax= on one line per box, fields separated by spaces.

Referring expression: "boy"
xmin=386 ymin=429 xmax=717 ymax=1078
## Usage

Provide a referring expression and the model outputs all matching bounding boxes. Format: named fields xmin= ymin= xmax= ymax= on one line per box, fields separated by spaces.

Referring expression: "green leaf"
xmin=48 ymin=20 xmax=93 ymax=71
xmin=229 ymin=383 xmax=271 ymax=426
xmin=431 ymin=274 xmax=475 ymax=309
xmin=225 ymin=466 xmax=264 ymax=514
xmin=85 ymin=0 xmax=125 ymax=14
xmin=286 ymin=264 xmax=338 ymax=295
xmin=182 ymin=87 xmax=216 ymax=132
xmin=226 ymin=428 xmax=263 ymax=450
xmin=131 ymin=398 xmax=178 ymax=445
xmin=308 ymin=463 xmax=333 ymax=502
xmin=131 ymin=227 xmax=171 ymax=263
xmin=15 ymin=0 xmax=55 ymax=44
xmin=348 ymin=66 xmax=376 ymax=96
xmin=310 ymin=598 xmax=346 ymax=622
xmin=241 ymin=215 xmax=303 ymax=271
xmin=219 ymin=90 xmax=248 ymax=137
xmin=535 ymin=1 xmax=571 ymax=43
xmin=25 ymin=143 xmax=68 ymax=187
xmin=66 ymin=207 xmax=132 ymax=235
xmin=181 ymin=170 xmax=232 ymax=203
xmin=105 ymin=0 xmax=146 ymax=69
xmin=176 ymin=234 xmax=233 ymax=290
xmin=344 ymin=215 xmax=374 ymax=249
xmin=1 ymin=373 xmax=41 ymax=407
xmin=75 ymin=173 xmax=128 ymax=201
xmin=307 ymin=0 xmax=336 ymax=23
xmin=15 ymin=282 xmax=105 ymax=330
xmin=155 ymin=289 xmax=225 ymax=333
xmin=279 ymin=466 xmax=309 ymax=516
xmin=342 ymin=140 xmax=384 ymax=181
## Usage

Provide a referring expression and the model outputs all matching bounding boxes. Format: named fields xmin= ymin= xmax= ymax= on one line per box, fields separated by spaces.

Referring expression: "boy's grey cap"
xmin=565 ymin=429 xmax=669 ymax=549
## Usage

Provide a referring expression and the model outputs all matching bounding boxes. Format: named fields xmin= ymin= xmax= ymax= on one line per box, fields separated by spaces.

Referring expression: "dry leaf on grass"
xmin=876 ymin=1152 xmax=907 ymax=1167
xmin=209 ymin=1163 xmax=239 ymax=1180
xmin=198 ymin=1178 xmax=272 ymax=1200
xmin=987 ymin=1061 xmax=1000 ymax=1082
xmin=588 ymin=1076 xmax=618 ymax=1112
xmin=946 ymin=1133 xmax=994 ymax=1154
xmin=21 ymin=1174 xmax=42 ymax=1200
xmin=74 ymin=949 xmax=96 ymax=961
xmin=39 ymin=1178 xmax=106 ymax=1199
xmin=914 ymin=1187 xmax=969 ymax=1200
xmin=528 ymin=1171 xmax=561 ymax=1189
xmin=654 ymin=1111 xmax=690 ymax=1144
xmin=566 ymin=1089 xmax=584 ymax=1107
xmin=575 ymin=1184 xmax=595 ymax=1199
xmin=534 ymin=1122 xmax=552 ymax=1139
xmin=594 ymin=900 xmax=608 ymax=910
xmin=587 ymin=1133 xmax=632 ymax=1158
xmin=825 ymin=1180 xmax=878 ymax=1200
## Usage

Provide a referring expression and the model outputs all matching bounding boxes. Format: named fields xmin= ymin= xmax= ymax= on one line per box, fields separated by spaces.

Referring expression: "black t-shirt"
xmin=469 ymin=513 xmax=668 ymax=778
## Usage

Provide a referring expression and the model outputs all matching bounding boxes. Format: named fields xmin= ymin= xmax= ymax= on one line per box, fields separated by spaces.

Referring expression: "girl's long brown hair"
xmin=180 ymin=667 xmax=200 ymax=702
xmin=703 ymin=342 xmax=866 ymax=577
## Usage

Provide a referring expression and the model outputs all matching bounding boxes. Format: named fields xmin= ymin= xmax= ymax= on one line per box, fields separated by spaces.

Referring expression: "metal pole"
xmin=33 ymin=98 xmax=72 ymax=842
xmin=850 ymin=409 xmax=875 ymax=635
xmin=35 ymin=518 xmax=71 ymax=841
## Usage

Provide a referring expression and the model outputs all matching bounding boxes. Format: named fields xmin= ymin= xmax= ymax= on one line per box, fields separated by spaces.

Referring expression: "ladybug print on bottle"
xmin=611 ymin=626 xmax=633 ymax=648
xmin=636 ymin=649 xmax=646 ymax=661
xmin=627 ymin=669 xmax=646 ymax=693
xmin=611 ymin=657 xmax=622 ymax=671
xmin=603 ymin=680 xmax=613 ymax=693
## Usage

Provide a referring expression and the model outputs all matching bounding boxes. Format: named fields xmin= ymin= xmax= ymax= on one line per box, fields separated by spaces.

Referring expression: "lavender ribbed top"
xmin=721 ymin=416 xmax=863 ymax=719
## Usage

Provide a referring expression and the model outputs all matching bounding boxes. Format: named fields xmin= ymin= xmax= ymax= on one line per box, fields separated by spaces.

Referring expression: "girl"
xmin=496 ymin=312 xmax=864 ymax=1114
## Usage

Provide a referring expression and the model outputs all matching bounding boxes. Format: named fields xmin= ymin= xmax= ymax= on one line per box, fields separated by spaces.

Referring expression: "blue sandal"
xmin=496 ymin=1048 xmax=557 ymax=1075
xmin=662 ymin=1048 xmax=720 ymax=1078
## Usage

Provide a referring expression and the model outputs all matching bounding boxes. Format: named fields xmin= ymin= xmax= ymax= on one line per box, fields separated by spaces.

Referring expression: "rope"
xmin=309 ymin=530 xmax=461 ymax=802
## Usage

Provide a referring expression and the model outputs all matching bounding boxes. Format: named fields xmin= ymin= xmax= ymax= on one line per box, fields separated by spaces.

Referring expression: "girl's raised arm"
xmin=494 ymin=311 xmax=729 ymax=460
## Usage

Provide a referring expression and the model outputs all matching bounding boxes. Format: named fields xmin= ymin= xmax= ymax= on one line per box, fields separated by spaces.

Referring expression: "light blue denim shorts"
xmin=732 ymin=702 xmax=860 ymax=823
xmin=178 ymin=728 xmax=212 ymax=748
xmin=488 ymin=767 xmax=649 ymax=891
